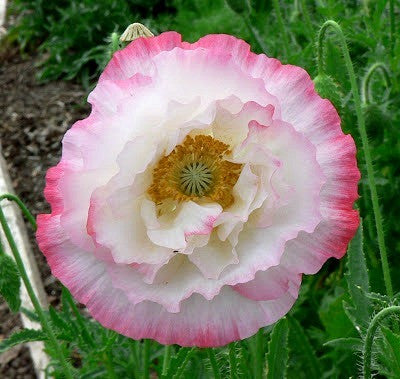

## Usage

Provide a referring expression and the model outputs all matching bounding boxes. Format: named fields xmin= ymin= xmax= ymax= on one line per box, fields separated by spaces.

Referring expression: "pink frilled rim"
xmin=36 ymin=32 xmax=360 ymax=347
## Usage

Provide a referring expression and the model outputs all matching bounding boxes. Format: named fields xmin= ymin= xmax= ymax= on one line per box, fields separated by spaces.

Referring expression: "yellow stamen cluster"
xmin=148 ymin=135 xmax=242 ymax=208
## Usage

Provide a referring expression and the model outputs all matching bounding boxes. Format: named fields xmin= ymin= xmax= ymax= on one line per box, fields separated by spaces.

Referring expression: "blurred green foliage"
xmin=2 ymin=0 xmax=400 ymax=377
xmin=7 ymin=0 xmax=173 ymax=83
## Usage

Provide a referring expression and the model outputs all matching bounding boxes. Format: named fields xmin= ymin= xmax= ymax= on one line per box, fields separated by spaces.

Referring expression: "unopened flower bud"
xmin=120 ymin=23 xmax=154 ymax=43
xmin=313 ymin=74 xmax=343 ymax=113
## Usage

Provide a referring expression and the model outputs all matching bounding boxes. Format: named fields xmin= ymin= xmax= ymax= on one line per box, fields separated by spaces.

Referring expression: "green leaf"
xmin=20 ymin=307 xmax=40 ymax=322
xmin=379 ymin=326 xmax=400 ymax=377
xmin=288 ymin=317 xmax=322 ymax=379
xmin=342 ymin=301 xmax=365 ymax=336
xmin=266 ymin=318 xmax=289 ymax=379
xmin=0 ymin=329 xmax=47 ymax=354
xmin=323 ymin=337 xmax=363 ymax=351
xmin=225 ymin=0 xmax=250 ymax=15
xmin=162 ymin=347 xmax=190 ymax=379
xmin=235 ymin=339 xmax=252 ymax=378
xmin=0 ymin=254 xmax=21 ymax=312
xmin=345 ymin=224 xmax=371 ymax=326
xmin=49 ymin=306 xmax=70 ymax=333
xmin=80 ymin=368 xmax=107 ymax=378
xmin=319 ymin=293 xmax=355 ymax=339
xmin=173 ymin=347 xmax=196 ymax=379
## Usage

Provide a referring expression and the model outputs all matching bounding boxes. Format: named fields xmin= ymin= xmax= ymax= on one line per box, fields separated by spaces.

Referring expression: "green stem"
xmin=361 ymin=185 xmax=379 ymax=266
xmin=62 ymin=287 xmax=95 ymax=347
xmin=0 ymin=205 xmax=74 ymax=379
xmin=254 ymin=329 xmax=264 ymax=379
xmin=207 ymin=349 xmax=221 ymax=379
xmin=242 ymin=14 xmax=268 ymax=53
xmin=361 ymin=62 xmax=391 ymax=105
xmin=129 ymin=341 xmax=139 ymax=373
xmin=0 ymin=231 xmax=4 ymax=254
xmin=299 ymin=0 xmax=314 ymax=40
xmin=363 ymin=306 xmax=400 ymax=378
xmin=389 ymin=0 xmax=395 ymax=53
xmin=272 ymin=0 xmax=290 ymax=59
xmin=162 ymin=345 xmax=172 ymax=376
xmin=173 ymin=348 xmax=195 ymax=379
xmin=229 ymin=344 xmax=238 ymax=379
xmin=0 ymin=194 xmax=37 ymax=230
xmin=104 ymin=351 xmax=117 ymax=379
xmin=362 ymin=0 xmax=369 ymax=16
xmin=316 ymin=20 xmax=393 ymax=298
xmin=110 ymin=32 xmax=120 ymax=55
xmin=143 ymin=339 xmax=150 ymax=379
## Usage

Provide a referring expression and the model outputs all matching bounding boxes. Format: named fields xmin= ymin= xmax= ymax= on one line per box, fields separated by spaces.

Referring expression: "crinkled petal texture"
xmin=37 ymin=33 xmax=359 ymax=347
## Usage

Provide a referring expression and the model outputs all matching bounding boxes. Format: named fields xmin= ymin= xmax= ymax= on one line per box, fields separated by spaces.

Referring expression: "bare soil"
xmin=0 ymin=48 xmax=89 ymax=377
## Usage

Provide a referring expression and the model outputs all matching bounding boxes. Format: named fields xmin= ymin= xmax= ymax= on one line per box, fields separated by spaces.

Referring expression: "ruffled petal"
xmin=37 ymin=214 xmax=301 ymax=347
xmin=89 ymin=189 xmax=172 ymax=265
xmin=216 ymin=116 xmax=324 ymax=285
xmin=144 ymin=200 xmax=223 ymax=250
xmin=37 ymin=33 xmax=359 ymax=348
xmin=188 ymin=234 xmax=238 ymax=279
xmin=215 ymin=164 xmax=259 ymax=242
xmin=233 ymin=265 xmax=300 ymax=301
xmin=188 ymin=34 xmax=359 ymax=273
xmin=100 ymin=32 xmax=184 ymax=81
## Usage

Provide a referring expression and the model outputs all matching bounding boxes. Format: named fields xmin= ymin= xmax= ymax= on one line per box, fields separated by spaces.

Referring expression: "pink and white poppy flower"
xmin=37 ymin=33 xmax=360 ymax=347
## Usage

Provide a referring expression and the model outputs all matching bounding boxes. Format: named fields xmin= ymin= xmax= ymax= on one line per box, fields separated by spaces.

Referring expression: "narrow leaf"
xmin=345 ymin=223 xmax=371 ymax=326
xmin=0 ymin=254 xmax=21 ymax=312
xmin=380 ymin=326 xmax=400 ymax=376
xmin=236 ymin=340 xmax=252 ymax=378
xmin=49 ymin=306 xmax=70 ymax=332
xmin=342 ymin=301 xmax=364 ymax=336
xmin=163 ymin=347 xmax=192 ymax=379
xmin=288 ymin=317 xmax=322 ymax=379
xmin=0 ymin=329 xmax=47 ymax=353
xmin=266 ymin=318 xmax=289 ymax=379
xmin=323 ymin=337 xmax=363 ymax=351
xmin=80 ymin=368 xmax=107 ymax=379
xmin=20 ymin=307 xmax=40 ymax=322
xmin=173 ymin=347 xmax=196 ymax=379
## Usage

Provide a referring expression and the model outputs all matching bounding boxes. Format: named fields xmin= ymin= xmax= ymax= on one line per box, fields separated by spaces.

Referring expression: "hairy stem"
xmin=110 ymin=32 xmax=120 ymax=55
xmin=361 ymin=62 xmax=391 ymax=105
xmin=0 ymin=203 xmax=74 ymax=379
xmin=162 ymin=345 xmax=172 ymax=376
xmin=173 ymin=348 xmax=195 ymax=379
xmin=229 ymin=344 xmax=238 ymax=379
xmin=363 ymin=306 xmax=400 ymax=378
xmin=129 ymin=340 xmax=139 ymax=372
xmin=207 ymin=349 xmax=221 ymax=379
xmin=143 ymin=339 xmax=150 ymax=379
xmin=316 ymin=20 xmax=393 ymax=297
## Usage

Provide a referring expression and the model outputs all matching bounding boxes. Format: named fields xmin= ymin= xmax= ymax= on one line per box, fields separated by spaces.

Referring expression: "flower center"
xmin=148 ymin=135 xmax=242 ymax=208
xmin=180 ymin=161 xmax=213 ymax=196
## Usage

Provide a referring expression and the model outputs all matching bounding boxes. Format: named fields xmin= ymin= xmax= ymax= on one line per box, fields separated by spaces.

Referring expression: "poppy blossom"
xmin=37 ymin=33 xmax=359 ymax=347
